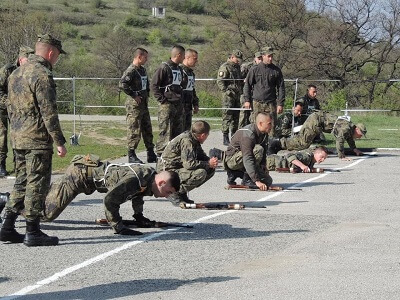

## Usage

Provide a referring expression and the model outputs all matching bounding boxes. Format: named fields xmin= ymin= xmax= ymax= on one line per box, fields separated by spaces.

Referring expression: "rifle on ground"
xmin=95 ymin=218 xmax=193 ymax=228
xmin=225 ymin=185 xmax=301 ymax=191
xmin=275 ymin=167 xmax=340 ymax=173
xmin=179 ymin=202 xmax=266 ymax=210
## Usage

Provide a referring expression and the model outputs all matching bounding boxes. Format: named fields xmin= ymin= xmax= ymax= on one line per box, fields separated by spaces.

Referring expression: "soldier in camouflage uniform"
xmin=271 ymin=111 xmax=367 ymax=160
xmin=239 ymin=52 xmax=263 ymax=129
xmin=243 ymin=47 xmax=285 ymax=137
xmin=266 ymin=147 xmax=328 ymax=172
xmin=217 ymin=50 xmax=243 ymax=145
xmin=181 ymin=49 xmax=200 ymax=131
xmin=223 ymin=112 xmax=273 ymax=190
xmin=0 ymin=46 xmax=34 ymax=176
xmin=274 ymin=102 xmax=303 ymax=138
xmin=157 ymin=120 xmax=218 ymax=205
xmin=0 ymin=34 xmax=67 ymax=247
xmin=119 ymin=48 xmax=157 ymax=164
xmin=151 ymin=45 xmax=185 ymax=156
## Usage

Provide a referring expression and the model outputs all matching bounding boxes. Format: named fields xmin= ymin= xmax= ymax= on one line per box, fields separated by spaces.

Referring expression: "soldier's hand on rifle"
xmin=353 ymin=148 xmax=363 ymax=156
xmin=133 ymin=213 xmax=156 ymax=228
xmin=255 ymin=181 xmax=268 ymax=191
xmin=301 ymin=165 xmax=311 ymax=173
xmin=209 ymin=157 xmax=219 ymax=169
xmin=134 ymin=95 xmax=142 ymax=104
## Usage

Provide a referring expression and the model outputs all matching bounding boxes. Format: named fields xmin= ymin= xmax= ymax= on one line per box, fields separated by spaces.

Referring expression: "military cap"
xmin=37 ymin=34 xmax=66 ymax=54
xmin=232 ymin=49 xmax=243 ymax=60
xmin=18 ymin=46 xmax=34 ymax=58
xmin=261 ymin=46 xmax=275 ymax=56
xmin=356 ymin=123 xmax=367 ymax=137
xmin=254 ymin=51 xmax=262 ymax=58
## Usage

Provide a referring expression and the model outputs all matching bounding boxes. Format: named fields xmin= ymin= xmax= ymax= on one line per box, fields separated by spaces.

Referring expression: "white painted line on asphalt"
xmin=1 ymin=154 xmax=374 ymax=299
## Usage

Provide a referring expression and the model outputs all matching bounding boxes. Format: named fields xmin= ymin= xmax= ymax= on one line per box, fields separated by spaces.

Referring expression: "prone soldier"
xmin=157 ymin=120 xmax=218 ymax=205
xmin=1 ymin=34 xmax=67 ymax=247
xmin=0 ymin=46 xmax=34 ymax=176
xmin=120 ymin=47 xmax=157 ymax=164
xmin=151 ymin=45 xmax=185 ymax=156
xmin=270 ymin=111 xmax=367 ymax=160
xmin=217 ymin=50 xmax=243 ymax=145
xmin=181 ymin=49 xmax=200 ymax=131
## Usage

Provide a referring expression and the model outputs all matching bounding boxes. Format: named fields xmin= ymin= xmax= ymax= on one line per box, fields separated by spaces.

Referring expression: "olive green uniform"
xmin=280 ymin=111 xmax=357 ymax=158
xmin=266 ymin=149 xmax=314 ymax=171
xmin=157 ymin=131 xmax=214 ymax=195
xmin=119 ymin=63 xmax=154 ymax=151
xmin=217 ymin=60 xmax=242 ymax=136
xmin=239 ymin=62 xmax=253 ymax=128
xmin=43 ymin=155 xmax=155 ymax=233
xmin=5 ymin=54 xmax=66 ymax=221
xmin=151 ymin=60 xmax=184 ymax=155
xmin=181 ymin=64 xmax=199 ymax=131
xmin=274 ymin=111 xmax=301 ymax=138
xmin=224 ymin=124 xmax=272 ymax=186
xmin=0 ymin=63 xmax=15 ymax=163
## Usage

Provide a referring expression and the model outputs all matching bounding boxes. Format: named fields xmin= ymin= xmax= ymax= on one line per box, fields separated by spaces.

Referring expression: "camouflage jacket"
xmin=119 ymin=63 xmax=150 ymax=100
xmin=92 ymin=163 xmax=155 ymax=204
xmin=285 ymin=149 xmax=315 ymax=169
xmin=7 ymin=54 xmax=66 ymax=150
xmin=151 ymin=59 xmax=183 ymax=103
xmin=0 ymin=63 xmax=17 ymax=110
xmin=181 ymin=64 xmax=199 ymax=107
xmin=243 ymin=62 xmax=285 ymax=106
xmin=275 ymin=111 xmax=301 ymax=138
xmin=226 ymin=123 xmax=268 ymax=182
xmin=216 ymin=60 xmax=242 ymax=93
xmin=159 ymin=131 xmax=209 ymax=171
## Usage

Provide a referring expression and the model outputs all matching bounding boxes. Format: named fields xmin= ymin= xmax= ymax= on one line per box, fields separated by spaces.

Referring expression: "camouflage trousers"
xmin=251 ymin=101 xmax=277 ymax=137
xmin=265 ymin=155 xmax=290 ymax=171
xmin=239 ymin=95 xmax=251 ymax=129
xmin=221 ymin=91 xmax=240 ymax=135
xmin=280 ymin=112 xmax=322 ymax=151
xmin=0 ymin=108 xmax=8 ymax=161
xmin=225 ymin=144 xmax=273 ymax=186
xmin=126 ymin=98 xmax=154 ymax=151
xmin=42 ymin=164 xmax=96 ymax=221
xmin=183 ymin=101 xmax=193 ymax=132
xmin=6 ymin=149 xmax=52 ymax=221
xmin=156 ymin=101 xmax=184 ymax=155
xmin=174 ymin=167 xmax=215 ymax=194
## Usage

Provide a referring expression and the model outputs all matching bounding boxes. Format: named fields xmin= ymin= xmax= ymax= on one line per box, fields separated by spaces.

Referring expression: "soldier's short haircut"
xmin=133 ymin=47 xmax=148 ymax=58
xmin=308 ymin=84 xmax=317 ymax=90
xmin=294 ymin=101 xmax=304 ymax=107
xmin=314 ymin=146 xmax=328 ymax=155
xmin=255 ymin=112 xmax=272 ymax=123
xmin=166 ymin=171 xmax=181 ymax=191
xmin=185 ymin=48 xmax=198 ymax=56
xmin=171 ymin=45 xmax=185 ymax=57
xmin=191 ymin=120 xmax=210 ymax=135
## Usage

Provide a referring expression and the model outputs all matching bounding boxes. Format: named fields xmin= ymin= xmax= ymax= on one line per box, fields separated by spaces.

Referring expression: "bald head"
xmin=255 ymin=112 xmax=272 ymax=134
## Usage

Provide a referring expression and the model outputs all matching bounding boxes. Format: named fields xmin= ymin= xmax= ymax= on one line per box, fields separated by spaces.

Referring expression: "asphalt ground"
xmin=0 ymin=130 xmax=400 ymax=300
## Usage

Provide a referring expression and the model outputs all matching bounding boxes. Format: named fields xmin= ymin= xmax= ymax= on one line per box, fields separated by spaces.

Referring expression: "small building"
xmin=152 ymin=7 xmax=166 ymax=18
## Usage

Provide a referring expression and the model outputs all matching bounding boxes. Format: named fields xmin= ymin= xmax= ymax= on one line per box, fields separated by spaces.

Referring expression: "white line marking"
xmin=1 ymin=154 xmax=375 ymax=299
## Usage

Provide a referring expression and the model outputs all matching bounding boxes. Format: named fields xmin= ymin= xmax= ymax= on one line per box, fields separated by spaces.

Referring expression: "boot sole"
xmin=24 ymin=238 xmax=59 ymax=247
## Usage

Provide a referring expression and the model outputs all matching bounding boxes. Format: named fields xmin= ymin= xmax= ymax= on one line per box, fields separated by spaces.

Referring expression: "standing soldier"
xmin=181 ymin=49 xmax=199 ymax=131
xmin=217 ymin=50 xmax=243 ymax=146
xmin=297 ymin=84 xmax=321 ymax=124
xmin=0 ymin=34 xmax=67 ymax=247
xmin=0 ymin=46 xmax=34 ymax=176
xmin=243 ymin=47 xmax=285 ymax=136
xmin=151 ymin=45 xmax=185 ymax=156
xmin=239 ymin=51 xmax=263 ymax=129
xmin=119 ymin=48 xmax=157 ymax=164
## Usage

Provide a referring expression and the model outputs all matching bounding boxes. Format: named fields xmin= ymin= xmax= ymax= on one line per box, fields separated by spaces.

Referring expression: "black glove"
xmin=133 ymin=213 xmax=156 ymax=228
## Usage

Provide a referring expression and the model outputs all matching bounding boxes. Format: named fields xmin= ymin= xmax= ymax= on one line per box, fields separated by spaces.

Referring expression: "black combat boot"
xmin=209 ymin=148 xmax=224 ymax=161
xmin=242 ymin=173 xmax=256 ymax=188
xmin=223 ymin=133 xmax=230 ymax=146
xmin=147 ymin=148 xmax=157 ymax=163
xmin=0 ymin=211 xmax=24 ymax=243
xmin=0 ymin=160 xmax=8 ymax=177
xmin=23 ymin=219 xmax=59 ymax=247
xmin=227 ymin=169 xmax=243 ymax=185
xmin=128 ymin=149 xmax=144 ymax=164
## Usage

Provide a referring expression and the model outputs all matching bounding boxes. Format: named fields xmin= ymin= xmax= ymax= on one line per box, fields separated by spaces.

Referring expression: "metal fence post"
xmin=70 ymin=76 xmax=79 ymax=145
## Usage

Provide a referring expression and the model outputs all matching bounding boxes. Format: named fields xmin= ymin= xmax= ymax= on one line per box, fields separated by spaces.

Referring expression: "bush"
xmin=147 ymin=28 xmax=162 ymax=45
xmin=323 ymin=89 xmax=347 ymax=111
xmin=196 ymin=90 xmax=222 ymax=117
xmin=125 ymin=16 xmax=149 ymax=28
